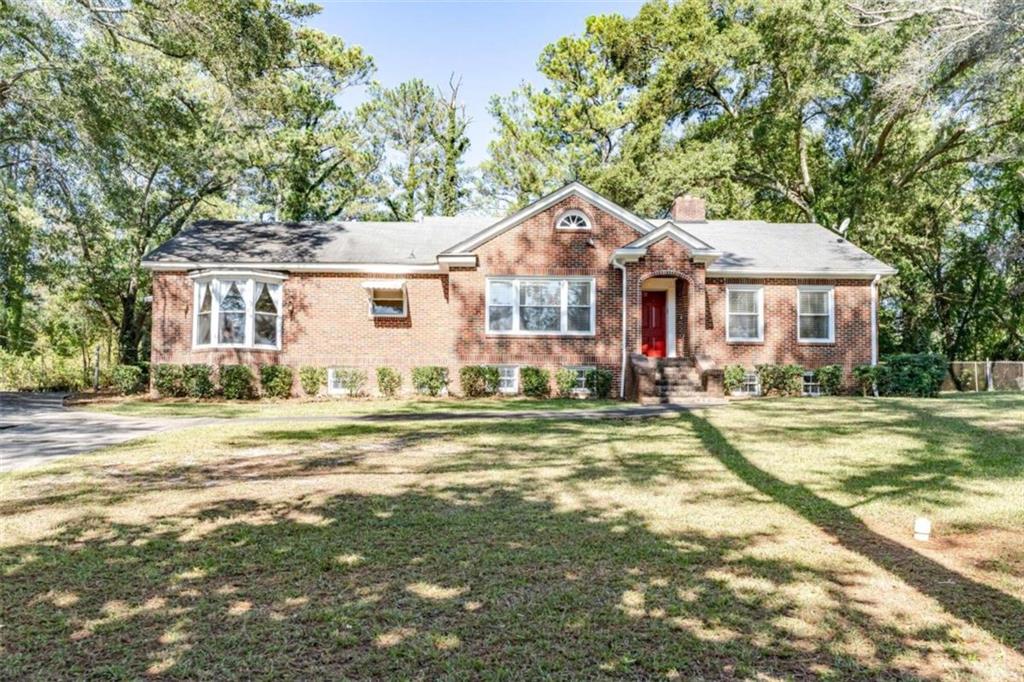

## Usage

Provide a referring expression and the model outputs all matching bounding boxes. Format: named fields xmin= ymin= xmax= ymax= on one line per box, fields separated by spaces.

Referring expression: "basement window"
xmin=802 ymin=372 xmax=822 ymax=397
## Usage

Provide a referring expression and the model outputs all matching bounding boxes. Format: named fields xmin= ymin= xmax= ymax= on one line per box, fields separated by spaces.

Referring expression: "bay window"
xmin=797 ymin=286 xmax=835 ymax=342
xmin=726 ymin=285 xmax=763 ymax=342
xmin=486 ymin=278 xmax=595 ymax=335
xmin=192 ymin=273 xmax=284 ymax=350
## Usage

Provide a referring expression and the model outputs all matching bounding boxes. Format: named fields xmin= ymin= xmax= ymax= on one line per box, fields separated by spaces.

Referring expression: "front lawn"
xmin=2 ymin=394 xmax=1022 ymax=679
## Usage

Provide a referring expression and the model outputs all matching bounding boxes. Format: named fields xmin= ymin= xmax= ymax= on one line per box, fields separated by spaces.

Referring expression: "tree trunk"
xmin=118 ymin=291 xmax=141 ymax=365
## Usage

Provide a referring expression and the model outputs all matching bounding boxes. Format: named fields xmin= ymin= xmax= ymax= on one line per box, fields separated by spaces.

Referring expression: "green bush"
xmin=585 ymin=368 xmax=613 ymax=399
xmin=814 ymin=365 xmax=843 ymax=396
xmin=333 ymin=368 xmax=367 ymax=397
xmin=723 ymin=365 xmax=746 ymax=396
xmin=520 ymin=366 xmax=550 ymax=398
xmin=110 ymin=365 xmax=144 ymax=395
xmin=882 ymin=353 xmax=947 ymax=397
xmin=0 ymin=351 xmax=88 ymax=392
xmin=412 ymin=366 xmax=448 ymax=397
xmin=853 ymin=364 xmax=883 ymax=396
xmin=182 ymin=364 xmax=214 ymax=398
xmin=555 ymin=368 xmax=578 ymax=398
xmin=221 ymin=365 xmax=256 ymax=400
xmin=299 ymin=366 xmax=326 ymax=396
xmin=153 ymin=364 xmax=185 ymax=397
xmin=259 ymin=365 xmax=293 ymax=399
xmin=460 ymin=365 xmax=500 ymax=397
xmin=755 ymin=364 xmax=804 ymax=397
xmin=376 ymin=367 xmax=402 ymax=398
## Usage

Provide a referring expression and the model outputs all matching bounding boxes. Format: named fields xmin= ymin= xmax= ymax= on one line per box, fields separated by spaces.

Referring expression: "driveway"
xmin=0 ymin=393 xmax=205 ymax=473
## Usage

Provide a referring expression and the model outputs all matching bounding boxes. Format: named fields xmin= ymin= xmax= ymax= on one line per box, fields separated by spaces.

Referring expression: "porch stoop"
xmin=630 ymin=354 xmax=723 ymax=405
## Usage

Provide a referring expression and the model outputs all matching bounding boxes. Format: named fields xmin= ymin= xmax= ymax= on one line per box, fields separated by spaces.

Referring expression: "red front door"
xmin=641 ymin=290 xmax=667 ymax=357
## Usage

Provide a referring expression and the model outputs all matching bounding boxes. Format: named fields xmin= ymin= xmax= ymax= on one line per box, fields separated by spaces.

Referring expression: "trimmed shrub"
xmin=555 ymin=368 xmax=578 ymax=398
xmin=110 ymin=365 xmax=144 ymax=395
xmin=853 ymin=364 xmax=883 ymax=396
xmin=377 ymin=367 xmax=402 ymax=398
xmin=153 ymin=364 xmax=185 ymax=397
xmin=756 ymin=364 xmax=804 ymax=397
xmin=884 ymin=353 xmax=946 ymax=397
xmin=814 ymin=365 xmax=843 ymax=396
xmin=460 ymin=366 xmax=500 ymax=397
xmin=299 ymin=366 xmax=326 ymax=396
xmin=182 ymin=364 xmax=215 ymax=398
xmin=723 ymin=365 xmax=746 ymax=396
xmin=585 ymin=368 xmax=614 ymax=399
xmin=412 ymin=366 xmax=448 ymax=396
xmin=260 ymin=365 xmax=293 ymax=399
xmin=520 ymin=366 xmax=550 ymax=398
xmin=221 ymin=365 xmax=256 ymax=400
xmin=333 ymin=368 xmax=367 ymax=397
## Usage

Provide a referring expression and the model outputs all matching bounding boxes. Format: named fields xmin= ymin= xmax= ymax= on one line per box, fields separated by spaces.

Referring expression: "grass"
xmin=2 ymin=393 xmax=1022 ymax=679
xmin=73 ymin=394 xmax=623 ymax=419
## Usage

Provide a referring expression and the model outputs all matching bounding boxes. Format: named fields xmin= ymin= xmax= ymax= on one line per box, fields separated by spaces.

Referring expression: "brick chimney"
xmin=672 ymin=194 xmax=706 ymax=222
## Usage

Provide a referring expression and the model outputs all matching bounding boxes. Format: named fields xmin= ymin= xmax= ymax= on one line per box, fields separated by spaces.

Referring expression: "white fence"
xmin=943 ymin=361 xmax=1024 ymax=392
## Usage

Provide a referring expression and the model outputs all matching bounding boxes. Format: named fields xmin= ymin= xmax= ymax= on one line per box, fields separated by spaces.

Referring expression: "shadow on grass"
xmin=681 ymin=411 xmax=1024 ymax=655
xmin=0 ymin=486 xmax=959 ymax=679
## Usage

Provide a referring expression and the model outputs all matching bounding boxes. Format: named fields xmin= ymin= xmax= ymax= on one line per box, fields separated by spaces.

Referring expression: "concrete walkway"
xmin=0 ymin=392 xmax=723 ymax=473
xmin=0 ymin=393 xmax=209 ymax=473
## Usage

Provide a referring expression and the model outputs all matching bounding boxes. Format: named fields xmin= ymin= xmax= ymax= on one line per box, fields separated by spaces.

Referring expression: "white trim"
xmin=145 ymin=261 xmax=441 ymax=274
xmin=707 ymin=268 xmax=895 ymax=279
xmin=625 ymin=222 xmax=717 ymax=252
xmin=796 ymin=286 xmax=835 ymax=343
xmin=437 ymin=254 xmax=477 ymax=267
xmin=492 ymin=365 xmax=519 ymax=394
xmin=725 ymin=284 xmax=764 ymax=343
xmin=870 ymin=274 xmax=880 ymax=365
xmin=612 ymin=259 xmax=628 ymax=399
xmin=641 ymin=278 xmax=676 ymax=358
xmin=566 ymin=365 xmax=595 ymax=395
xmin=188 ymin=269 xmax=288 ymax=282
xmin=361 ymin=279 xmax=406 ymax=290
xmin=365 ymin=284 xmax=407 ymax=318
xmin=555 ymin=209 xmax=592 ymax=231
xmin=485 ymin=276 xmax=597 ymax=337
xmin=443 ymin=182 xmax=654 ymax=254
xmin=192 ymin=274 xmax=283 ymax=351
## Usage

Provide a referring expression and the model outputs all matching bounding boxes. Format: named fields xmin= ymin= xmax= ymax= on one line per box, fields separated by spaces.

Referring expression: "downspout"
xmin=870 ymin=274 xmax=880 ymax=365
xmin=613 ymin=258 xmax=628 ymax=399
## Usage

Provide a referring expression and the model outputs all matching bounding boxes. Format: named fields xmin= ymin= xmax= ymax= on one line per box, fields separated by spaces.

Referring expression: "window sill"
xmin=726 ymin=339 xmax=764 ymax=345
xmin=797 ymin=340 xmax=835 ymax=345
xmin=192 ymin=345 xmax=282 ymax=352
xmin=486 ymin=332 xmax=596 ymax=338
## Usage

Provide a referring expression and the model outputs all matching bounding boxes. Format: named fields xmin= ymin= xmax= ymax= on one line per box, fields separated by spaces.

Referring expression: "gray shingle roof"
xmin=143 ymin=216 xmax=495 ymax=266
xmin=648 ymin=219 xmax=896 ymax=276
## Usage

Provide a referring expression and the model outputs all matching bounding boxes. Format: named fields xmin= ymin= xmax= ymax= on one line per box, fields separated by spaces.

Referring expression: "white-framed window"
xmin=192 ymin=274 xmax=284 ymax=350
xmin=369 ymin=288 xmax=406 ymax=317
xmin=567 ymin=365 xmax=594 ymax=394
xmin=797 ymin=286 xmax=835 ymax=343
xmin=327 ymin=367 xmax=346 ymax=396
xmin=494 ymin=366 xmax=518 ymax=394
xmin=802 ymin=371 xmax=821 ymax=397
xmin=726 ymin=285 xmax=763 ymax=342
xmin=555 ymin=209 xmax=591 ymax=231
xmin=486 ymin=277 xmax=596 ymax=336
xmin=742 ymin=372 xmax=761 ymax=396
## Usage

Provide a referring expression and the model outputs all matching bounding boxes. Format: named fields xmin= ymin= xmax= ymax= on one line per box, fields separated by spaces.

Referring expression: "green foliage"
xmin=110 ymin=365 xmax=145 ymax=395
xmin=814 ymin=364 xmax=844 ymax=396
xmin=756 ymin=364 xmax=804 ymax=397
xmin=259 ymin=365 xmax=293 ymax=399
xmin=333 ymin=368 xmax=367 ymax=397
xmin=411 ymin=366 xmax=448 ymax=397
xmin=813 ymin=365 xmax=844 ymax=396
xmin=520 ymin=366 xmax=551 ymax=398
xmin=376 ymin=367 xmax=402 ymax=398
xmin=853 ymin=365 xmax=883 ymax=397
xmin=723 ymin=365 xmax=747 ymax=396
xmin=153 ymin=364 xmax=186 ymax=398
xmin=460 ymin=366 xmax=500 ymax=397
xmin=221 ymin=365 xmax=256 ymax=400
xmin=299 ymin=367 xmax=326 ymax=397
xmin=882 ymin=353 xmax=947 ymax=397
xmin=555 ymin=368 xmax=579 ymax=398
xmin=584 ymin=368 xmax=613 ymax=399
xmin=180 ymin=364 xmax=214 ymax=398
xmin=0 ymin=350 xmax=87 ymax=392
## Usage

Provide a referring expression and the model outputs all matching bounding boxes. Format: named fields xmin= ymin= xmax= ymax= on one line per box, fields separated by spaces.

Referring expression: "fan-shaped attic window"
xmin=556 ymin=210 xmax=591 ymax=231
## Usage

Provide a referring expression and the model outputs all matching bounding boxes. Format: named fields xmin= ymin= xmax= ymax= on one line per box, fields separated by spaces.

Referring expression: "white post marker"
xmin=913 ymin=517 xmax=932 ymax=542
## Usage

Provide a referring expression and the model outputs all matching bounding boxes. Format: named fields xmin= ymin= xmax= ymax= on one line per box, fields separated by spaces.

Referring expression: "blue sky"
xmin=308 ymin=1 xmax=643 ymax=166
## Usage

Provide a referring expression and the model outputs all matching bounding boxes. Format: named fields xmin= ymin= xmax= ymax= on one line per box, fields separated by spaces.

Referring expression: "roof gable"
xmin=442 ymin=182 xmax=654 ymax=255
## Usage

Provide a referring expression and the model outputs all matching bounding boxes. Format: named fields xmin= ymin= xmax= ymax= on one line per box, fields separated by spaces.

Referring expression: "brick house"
xmin=142 ymin=182 xmax=896 ymax=400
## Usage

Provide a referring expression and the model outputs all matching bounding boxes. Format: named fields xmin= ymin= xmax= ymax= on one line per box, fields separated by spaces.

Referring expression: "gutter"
xmin=612 ymin=257 xmax=629 ymax=399
xmin=870 ymin=274 xmax=880 ymax=365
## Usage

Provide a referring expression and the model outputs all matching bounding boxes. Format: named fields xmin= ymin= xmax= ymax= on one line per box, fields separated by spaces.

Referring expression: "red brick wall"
xmin=703 ymin=277 xmax=873 ymax=376
xmin=149 ymin=195 xmax=876 ymax=396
